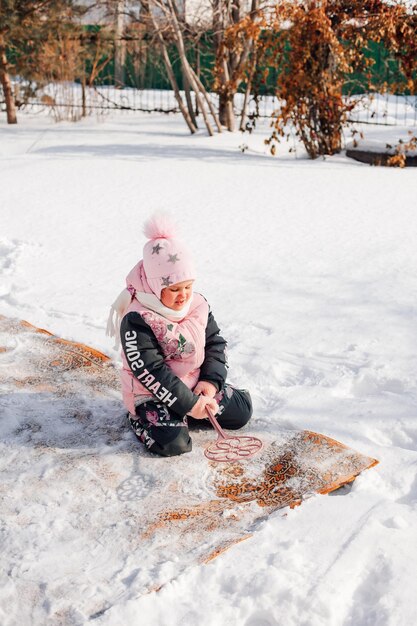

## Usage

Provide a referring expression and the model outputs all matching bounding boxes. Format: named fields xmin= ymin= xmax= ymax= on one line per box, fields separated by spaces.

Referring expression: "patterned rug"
xmin=0 ymin=316 xmax=379 ymax=609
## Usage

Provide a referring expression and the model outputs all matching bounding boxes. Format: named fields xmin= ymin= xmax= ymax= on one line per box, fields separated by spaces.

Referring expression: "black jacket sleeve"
xmin=198 ymin=311 xmax=228 ymax=391
xmin=120 ymin=312 xmax=199 ymax=417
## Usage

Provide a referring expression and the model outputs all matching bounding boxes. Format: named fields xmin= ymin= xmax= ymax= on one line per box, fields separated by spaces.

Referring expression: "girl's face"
xmin=161 ymin=280 xmax=194 ymax=310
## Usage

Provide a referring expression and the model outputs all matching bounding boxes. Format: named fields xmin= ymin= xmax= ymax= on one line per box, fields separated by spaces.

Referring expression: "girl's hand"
xmin=193 ymin=381 xmax=217 ymax=398
xmin=188 ymin=395 xmax=219 ymax=420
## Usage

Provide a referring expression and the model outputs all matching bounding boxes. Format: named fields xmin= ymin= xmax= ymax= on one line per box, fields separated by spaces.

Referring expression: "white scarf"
xmin=106 ymin=288 xmax=192 ymax=350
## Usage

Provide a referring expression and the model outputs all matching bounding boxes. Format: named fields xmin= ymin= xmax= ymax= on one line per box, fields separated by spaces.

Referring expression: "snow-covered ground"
xmin=1 ymin=110 xmax=417 ymax=626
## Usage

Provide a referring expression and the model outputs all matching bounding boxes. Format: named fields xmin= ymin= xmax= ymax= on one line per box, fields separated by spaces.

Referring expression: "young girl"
xmin=107 ymin=215 xmax=253 ymax=457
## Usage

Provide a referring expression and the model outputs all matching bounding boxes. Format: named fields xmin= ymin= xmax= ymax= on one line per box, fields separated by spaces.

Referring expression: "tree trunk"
xmin=114 ymin=0 xmax=126 ymax=87
xmin=148 ymin=10 xmax=197 ymax=133
xmin=240 ymin=48 xmax=257 ymax=131
xmin=168 ymin=0 xmax=222 ymax=132
xmin=0 ymin=39 xmax=17 ymax=124
xmin=188 ymin=65 xmax=222 ymax=133
xmin=214 ymin=0 xmax=259 ymax=132
xmin=240 ymin=81 xmax=251 ymax=131
xmin=81 ymin=78 xmax=87 ymax=117
xmin=195 ymin=41 xmax=200 ymax=116
xmin=183 ymin=68 xmax=198 ymax=128
xmin=217 ymin=49 xmax=236 ymax=131
xmin=159 ymin=42 xmax=197 ymax=134
xmin=219 ymin=50 xmax=235 ymax=131
xmin=219 ymin=90 xmax=234 ymax=130
xmin=212 ymin=0 xmax=224 ymax=55
xmin=166 ymin=0 xmax=215 ymax=135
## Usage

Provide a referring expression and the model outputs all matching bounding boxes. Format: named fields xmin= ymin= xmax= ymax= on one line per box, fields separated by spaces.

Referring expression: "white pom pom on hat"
xmin=142 ymin=213 xmax=196 ymax=299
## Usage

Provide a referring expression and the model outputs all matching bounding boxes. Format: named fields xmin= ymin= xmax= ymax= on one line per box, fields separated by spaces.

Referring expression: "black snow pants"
xmin=128 ymin=384 xmax=253 ymax=457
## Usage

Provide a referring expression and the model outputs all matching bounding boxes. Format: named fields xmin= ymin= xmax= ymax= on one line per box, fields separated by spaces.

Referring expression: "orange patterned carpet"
xmin=0 ymin=315 xmax=378 ymax=566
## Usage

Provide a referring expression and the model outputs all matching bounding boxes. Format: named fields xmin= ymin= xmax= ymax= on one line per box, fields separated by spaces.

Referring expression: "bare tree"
xmin=147 ymin=4 xmax=199 ymax=132
xmin=0 ymin=32 xmax=17 ymax=123
xmin=212 ymin=0 xmax=260 ymax=131
xmin=0 ymin=0 xmax=88 ymax=124
xmin=121 ymin=0 xmax=261 ymax=133
xmin=132 ymin=0 xmax=222 ymax=135
xmin=114 ymin=0 xmax=127 ymax=86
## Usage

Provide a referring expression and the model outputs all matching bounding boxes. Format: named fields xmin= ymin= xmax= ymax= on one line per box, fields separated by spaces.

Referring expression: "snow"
xmin=346 ymin=123 xmax=417 ymax=157
xmin=1 ymin=109 xmax=417 ymax=626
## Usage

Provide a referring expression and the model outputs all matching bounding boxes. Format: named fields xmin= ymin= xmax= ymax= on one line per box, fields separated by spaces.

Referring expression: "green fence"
xmin=89 ymin=32 xmax=215 ymax=92
xmin=89 ymin=32 xmax=412 ymax=97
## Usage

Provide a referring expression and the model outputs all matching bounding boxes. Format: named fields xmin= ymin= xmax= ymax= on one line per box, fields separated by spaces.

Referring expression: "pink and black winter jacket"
xmin=120 ymin=293 xmax=228 ymax=417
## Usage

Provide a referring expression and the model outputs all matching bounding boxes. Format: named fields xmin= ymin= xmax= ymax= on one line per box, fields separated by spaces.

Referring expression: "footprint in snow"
xmin=245 ymin=611 xmax=279 ymax=626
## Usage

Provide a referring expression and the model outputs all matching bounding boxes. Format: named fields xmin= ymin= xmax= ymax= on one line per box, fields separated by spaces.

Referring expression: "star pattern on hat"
xmin=161 ymin=276 xmax=173 ymax=287
xmin=152 ymin=243 xmax=163 ymax=255
xmin=168 ymin=254 xmax=180 ymax=264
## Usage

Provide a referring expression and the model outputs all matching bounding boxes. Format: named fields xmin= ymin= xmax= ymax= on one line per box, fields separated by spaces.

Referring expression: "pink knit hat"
xmin=142 ymin=214 xmax=196 ymax=299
